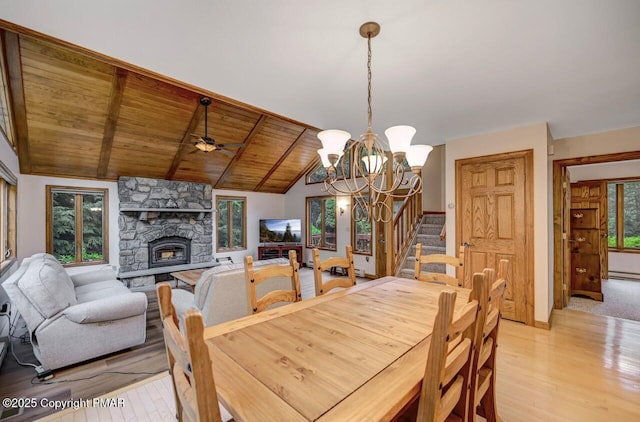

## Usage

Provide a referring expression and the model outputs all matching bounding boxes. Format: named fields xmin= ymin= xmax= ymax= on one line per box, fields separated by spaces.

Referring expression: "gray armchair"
xmin=2 ymin=253 xmax=147 ymax=370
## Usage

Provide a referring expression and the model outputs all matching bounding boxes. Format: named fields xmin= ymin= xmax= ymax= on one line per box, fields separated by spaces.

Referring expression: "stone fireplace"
xmin=117 ymin=177 xmax=214 ymax=288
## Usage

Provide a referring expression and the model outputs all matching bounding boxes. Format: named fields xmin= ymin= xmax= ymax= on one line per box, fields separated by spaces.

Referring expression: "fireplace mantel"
xmin=120 ymin=207 xmax=212 ymax=221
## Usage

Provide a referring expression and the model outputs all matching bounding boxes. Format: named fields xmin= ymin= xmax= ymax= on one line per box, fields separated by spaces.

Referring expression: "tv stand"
xmin=258 ymin=245 xmax=303 ymax=265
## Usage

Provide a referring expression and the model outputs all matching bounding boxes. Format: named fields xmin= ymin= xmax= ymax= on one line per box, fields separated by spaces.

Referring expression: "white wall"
xmin=445 ymin=122 xmax=550 ymax=323
xmin=568 ymin=160 xmax=640 ymax=182
xmin=422 ymin=144 xmax=445 ymax=212
xmin=0 ymin=135 xmax=19 ymax=180
xmin=16 ymin=174 xmax=287 ymax=272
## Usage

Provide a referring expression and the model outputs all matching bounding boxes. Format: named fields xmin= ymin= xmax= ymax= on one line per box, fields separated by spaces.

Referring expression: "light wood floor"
xmin=2 ymin=269 xmax=640 ymax=421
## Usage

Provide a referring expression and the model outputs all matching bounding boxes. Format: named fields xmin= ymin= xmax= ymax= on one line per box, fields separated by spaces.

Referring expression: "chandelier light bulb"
xmin=406 ymin=144 xmax=433 ymax=171
xmin=362 ymin=154 xmax=388 ymax=174
xmin=317 ymin=130 xmax=351 ymax=156
xmin=385 ymin=125 xmax=416 ymax=156
xmin=317 ymin=148 xmax=344 ymax=169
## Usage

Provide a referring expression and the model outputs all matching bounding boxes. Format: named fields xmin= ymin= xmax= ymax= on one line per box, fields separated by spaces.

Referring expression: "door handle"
xmin=575 ymin=268 xmax=587 ymax=274
xmin=575 ymin=237 xmax=586 ymax=242
xmin=463 ymin=242 xmax=474 ymax=247
xmin=572 ymin=213 xmax=584 ymax=218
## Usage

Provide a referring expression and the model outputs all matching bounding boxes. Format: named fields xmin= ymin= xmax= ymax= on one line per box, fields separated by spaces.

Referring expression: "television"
xmin=259 ymin=219 xmax=302 ymax=244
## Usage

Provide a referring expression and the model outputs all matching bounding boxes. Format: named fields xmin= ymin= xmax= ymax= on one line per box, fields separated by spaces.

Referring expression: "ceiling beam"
xmin=254 ymin=128 xmax=307 ymax=191
xmin=2 ymin=30 xmax=31 ymax=173
xmin=214 ymin=115 xmax=267 ymax=189
xmin=97 ymin=68 xmax=128 ymax=179
xmin=166 ymin=102 xmax=205 ymax=180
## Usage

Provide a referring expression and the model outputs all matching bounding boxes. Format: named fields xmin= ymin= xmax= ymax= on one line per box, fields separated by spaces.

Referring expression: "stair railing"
xmin=392 ymin=191 xmax=422 ymax=273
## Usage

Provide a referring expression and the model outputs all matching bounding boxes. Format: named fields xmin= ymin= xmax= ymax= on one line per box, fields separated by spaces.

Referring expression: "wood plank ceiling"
xmin=0 ymin=21 xmax=322 ymax=193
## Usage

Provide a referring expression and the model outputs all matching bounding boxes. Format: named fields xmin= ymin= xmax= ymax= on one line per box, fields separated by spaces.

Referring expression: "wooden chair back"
xmin=414 ymin=243 xmax=467 ymax=288
xmin=416 ymin=274 xmax=483 ymax=422
xmin=468 ymin=261 xmax=509 ymax=422
xmin=157 ymin=283 xmax=223 ymax=422
xmin=312 ymin=245 xmax=356 ymax=296
xmin=245 ymin=249 xmax=301 ymax=314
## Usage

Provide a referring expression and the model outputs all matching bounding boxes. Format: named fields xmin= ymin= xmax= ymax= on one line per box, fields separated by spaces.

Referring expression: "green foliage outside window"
xmin=51 ymin=189 xmax=105 ymax=264
xmin=608 ymin=181 xmax=640 ymax=250
xmin=306 ymin=196 xmax=336 ymax=250
xmin=217 ymin=196 xmax=246 ymax=250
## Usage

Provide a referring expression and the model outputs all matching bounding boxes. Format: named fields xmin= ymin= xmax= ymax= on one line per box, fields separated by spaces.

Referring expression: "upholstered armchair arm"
xmin=70 ymin=266 xmax=118 ymax=287
xmin=63 ymin=293 xmax=148 ymax=324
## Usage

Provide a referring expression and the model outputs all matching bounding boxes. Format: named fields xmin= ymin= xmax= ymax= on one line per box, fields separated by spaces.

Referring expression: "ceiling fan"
xmin=192 ymin=96 xmax=243 ymax=156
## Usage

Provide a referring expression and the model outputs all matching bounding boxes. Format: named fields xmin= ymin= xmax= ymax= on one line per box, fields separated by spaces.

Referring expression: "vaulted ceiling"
xmin=0 ymin=22 xmax=322 ymax=193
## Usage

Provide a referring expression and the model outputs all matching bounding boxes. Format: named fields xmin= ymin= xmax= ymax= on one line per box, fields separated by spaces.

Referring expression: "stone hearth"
xmin=118 ymin=177 xmax=213 ymax=288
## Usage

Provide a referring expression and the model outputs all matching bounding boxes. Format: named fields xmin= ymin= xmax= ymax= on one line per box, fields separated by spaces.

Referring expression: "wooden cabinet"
xmin=570 ymin=208 xmax=602 ymax=301
xmin=258 ymin=245 xmax=303 ymax=265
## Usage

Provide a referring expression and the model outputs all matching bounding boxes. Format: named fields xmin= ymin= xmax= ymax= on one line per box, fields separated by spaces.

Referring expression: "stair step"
xmin=403 ymin=257 xmax=446 ymax=273
xmin=423 ymin=214 xmax=445 ymax=225
xmin=409 ymin=244 xmax=445 ymax=254
xmin=415 ymin=234 xmax=444 ymax=247
xmin=420 ymin=224 xmax=443 ymax=236
xmin=398 ymin=268 xmax=415 ymax=279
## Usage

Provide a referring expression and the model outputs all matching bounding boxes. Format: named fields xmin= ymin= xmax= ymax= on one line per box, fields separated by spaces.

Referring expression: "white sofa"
xmin=172 ymin=258 xmax=293 ymax=327
xmin=2 ymin=253 xmax=148 ymax=370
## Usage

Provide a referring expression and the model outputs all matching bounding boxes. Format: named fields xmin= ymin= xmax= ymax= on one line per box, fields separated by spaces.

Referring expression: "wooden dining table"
xmin=203 ymin=276 xmax=470 ymax=422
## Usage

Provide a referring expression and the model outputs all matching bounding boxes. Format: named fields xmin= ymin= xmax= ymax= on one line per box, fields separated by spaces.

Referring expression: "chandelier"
xmin=317 ymin=22 xmax=432 ymax=223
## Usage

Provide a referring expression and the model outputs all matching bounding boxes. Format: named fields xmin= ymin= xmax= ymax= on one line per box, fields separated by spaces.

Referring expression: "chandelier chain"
xmin=316 ymin=22 xmax=431 ymax=223
xmin=367 ymin=33 xmax=373 ymax=130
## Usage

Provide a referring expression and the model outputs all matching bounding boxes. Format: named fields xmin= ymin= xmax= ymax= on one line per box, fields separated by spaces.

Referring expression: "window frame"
xmin=216 ymin=195 xmax=247 ymax=252
xmin=351 ymin=195 xmax=373 ymax=256
xmin=0 ymin=174 xmax=17 ymax=275
xmin=306 ymin=195 xmax=337 ymax=251
xmin=46 ymin=186 xmax=109 ymax=267
xmin=608 ymin=179 xmax=640 ymax=252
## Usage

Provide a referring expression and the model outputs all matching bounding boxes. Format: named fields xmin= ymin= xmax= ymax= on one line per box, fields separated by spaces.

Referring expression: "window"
xmin=305 ymin=151 xmax=351 ymax=184
xmin=216 ymin=195 xmax=246 ymax=251
xmin=351 ymin=196 xmax=372 ymax=255
xmin=608 ymin=180 xmax=640 ymax=250
xmin=46 ymin=186 xmax=108 ymax=266
xmin=306 ymin=196 xmax=336 ymax=250
xmin=0 ymin=164 xmax=17 ymax=272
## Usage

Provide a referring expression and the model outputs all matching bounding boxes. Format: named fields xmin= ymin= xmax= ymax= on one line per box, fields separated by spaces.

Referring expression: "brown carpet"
xmin=566 ymin=279 xmax=640 ymax=322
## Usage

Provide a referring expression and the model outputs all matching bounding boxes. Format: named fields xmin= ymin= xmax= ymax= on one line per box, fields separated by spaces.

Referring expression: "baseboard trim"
xmin=534 ymin=310 xmax=553 ymax=330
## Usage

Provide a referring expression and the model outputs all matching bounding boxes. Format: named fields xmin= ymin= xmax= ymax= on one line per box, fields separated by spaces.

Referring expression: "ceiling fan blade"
xmin=219 ymin=143 xmax=244 ymax=148
xmin=218 ymin=148 xmax=236 ymax=157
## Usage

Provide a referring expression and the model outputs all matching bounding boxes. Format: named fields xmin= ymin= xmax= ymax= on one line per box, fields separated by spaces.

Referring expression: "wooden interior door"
xmin=562 ymin=168 xmax=572 ymax=306
xmin=456 ymin=150 xmax=533 ymax=325
xmin=570 ymin=181 xmax=608 ymax=279
xmin=569 ymin=208 xmax=602 ymax=301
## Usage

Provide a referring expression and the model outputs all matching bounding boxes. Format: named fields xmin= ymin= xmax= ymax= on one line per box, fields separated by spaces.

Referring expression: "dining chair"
xmin=156 ymin=283 xmax=232 ymax=422
xmin=468 ymin=262 xmax=509 ymax=422
xmin=312 ymin=245 xmax=356 ymax=296
xmin=413 ymin=273 xmax=483 ymax=422
xmin=414 ymin=243 xmax=467 ymax=288
xmin=245 ymin=249 xmax=301 ymax=314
